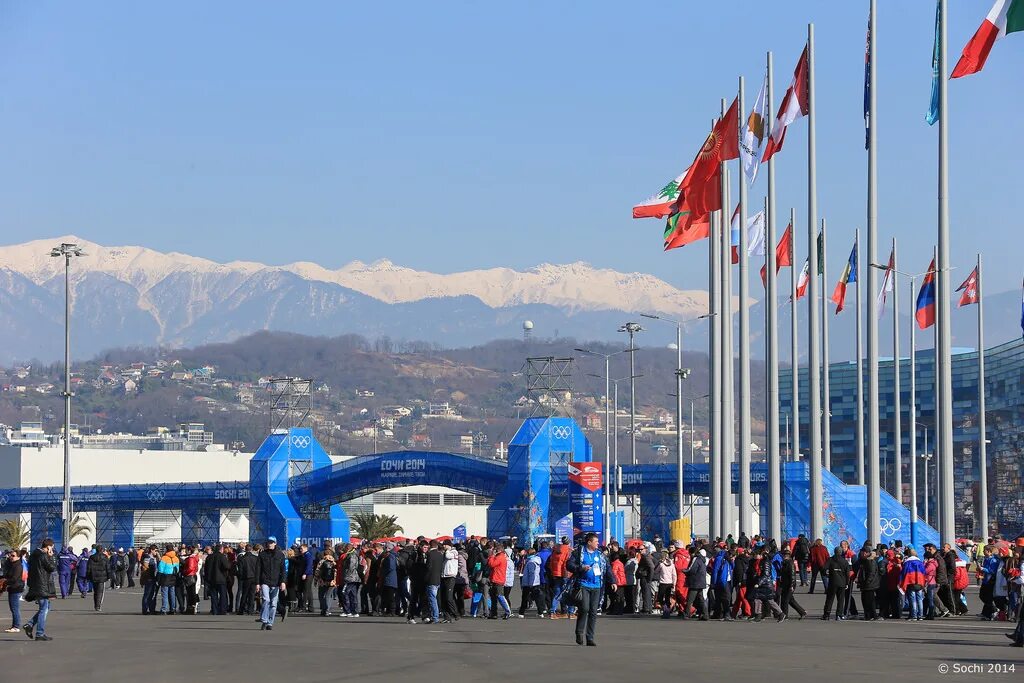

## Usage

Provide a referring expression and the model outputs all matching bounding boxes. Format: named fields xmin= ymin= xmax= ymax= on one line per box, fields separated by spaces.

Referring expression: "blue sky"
xmin=0 ymin=1 xmax=1020 ymax=294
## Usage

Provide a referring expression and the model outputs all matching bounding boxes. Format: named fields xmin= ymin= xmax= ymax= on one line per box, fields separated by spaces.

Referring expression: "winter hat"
xmin=698 ymin=549 xmax=707 ymax=558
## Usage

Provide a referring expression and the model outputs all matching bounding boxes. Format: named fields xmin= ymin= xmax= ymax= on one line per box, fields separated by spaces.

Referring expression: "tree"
xmin=67 ymin=513 xmax=92 ymax=544
xmin=350 ymin=512 xmax=403 ymax=540
xmin=0 ymin=518 xmax=30 ymax=551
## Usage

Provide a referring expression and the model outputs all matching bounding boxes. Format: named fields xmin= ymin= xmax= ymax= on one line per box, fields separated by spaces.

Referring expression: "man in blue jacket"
xmin=380 ymin=543 xmax=400 ymax=616
xmin=298 ymin=543 xmax=315 ymax=612
xmin=57 ymin=546 xmax=77 ymax=599
xmin=565 ymin=533 xmax=616 ymax=647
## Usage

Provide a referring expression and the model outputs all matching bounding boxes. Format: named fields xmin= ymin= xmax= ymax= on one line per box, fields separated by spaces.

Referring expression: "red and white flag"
xmin=762 ymin=46 xmax=810 ymax=163
xmin=795 ymin=259 xmax=811 ymax=299
xmin=956 ymin=266 xmax=980 ymax=306
xmin=876 ymin=248 xmax=895 ymax=319
xmin=951 ymin=0 xmax=1024 ymax=78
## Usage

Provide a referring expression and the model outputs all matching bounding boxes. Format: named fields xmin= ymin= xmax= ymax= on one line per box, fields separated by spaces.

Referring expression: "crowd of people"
xmin=3 ymin=531 xmax=1022 ymax=648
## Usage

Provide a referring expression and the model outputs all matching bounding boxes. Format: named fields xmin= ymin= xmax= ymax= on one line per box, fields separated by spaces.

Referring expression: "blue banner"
xmin=453 ymin=524 xmax=467 ymax=543
xmin=555 ymin=514 xmax=573 ymax=543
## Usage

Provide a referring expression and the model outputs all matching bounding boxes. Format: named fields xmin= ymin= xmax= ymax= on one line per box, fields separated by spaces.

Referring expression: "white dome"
xmin=522 ymin=320 xmax=534 ymax=330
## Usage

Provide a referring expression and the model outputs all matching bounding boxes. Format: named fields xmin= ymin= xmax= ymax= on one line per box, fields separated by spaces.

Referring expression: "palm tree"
xmin=350 ymin=512 xmax=403 ymax=540
xmin=67 ymin=514 xmax=92 ymax=544
xmin=0 ymin=519 xmax=30 ymax=551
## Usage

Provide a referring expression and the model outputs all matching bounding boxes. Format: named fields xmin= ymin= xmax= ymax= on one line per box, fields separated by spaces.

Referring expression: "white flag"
xmin=747 ymin=210 xmax=766 ymax=257
xmin=876 ymin=249 xmax=895 ymax=319
xmin=740 ymin=75 xmax=769 ymax=184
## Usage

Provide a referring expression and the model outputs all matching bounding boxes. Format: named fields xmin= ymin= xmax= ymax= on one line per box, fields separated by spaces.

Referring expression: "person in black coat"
xmin=822 ymin=547 xmax=851 ymax=620
xmin=4 ymin=547 xmax=26 ymax=632
xmin=23 ymin=539 xmax=57 ymax=640
xmin=255 ymin=538 xmax=287 ymax=630
xmin=778 ymin=548 xmax=806 ymax=618
xmin=793 ymin=534 xmax=810 ymax=586
xmin=87 ymin=547 xmax=111 ymax=612
xmin=681 ymin=548 xmax=708 ymax=620
xmin=856 ymin=548 xmax=881 ymax=621
xmin=731 ymin=550 xmax=751 ymax=619
xmin=204 ymin=545 xmax=231 ymax=615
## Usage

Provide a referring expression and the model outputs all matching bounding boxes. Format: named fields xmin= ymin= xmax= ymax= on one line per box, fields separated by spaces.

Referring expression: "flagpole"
xmin=933 ymin=245 xmax=942 ymax=533
xmin=709 ymin=199 xmax=721 ymax=542
xmin=719 ymin=108 xmax=735 ymax=539
xmin=856 ymin=228 xmax=865 ymax=486
xmin=737 ymin=77 xmax=752 ymax=537
xmin=976 ymin=253 xmax=988 ymax=539
xmin=766 ymin=52 xmax=782 ymax=542
xmin=866 ymin=0 xmax=882 ymax=546
xmin=790 ymin=206 xmax=800 ymax=476
xmin=892 ymin=237 xmax=902 ymax=505
xmin=936 ymin=0 xmax=955 ymax=547
xmin=806 ymin=23 xmax=823 ymax=541
xmin=909 ymin=274 xmax=918 ymax=545
xmin=821 ymin=218 xmax=831 ymax=472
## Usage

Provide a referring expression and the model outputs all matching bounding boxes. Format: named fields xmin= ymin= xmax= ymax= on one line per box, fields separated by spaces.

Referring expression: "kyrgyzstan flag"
xmin=672 ymin=97 xmax=740 ymax=229
xmin=762 ymin=46 xmax=810 ymax=163
xmin=956 ymin=266 xmax=980 ymax=307
xmin=759 ymin=223 xmax=793 ymax=286
xmin=915 ymin=259 xmax=938 ymax=329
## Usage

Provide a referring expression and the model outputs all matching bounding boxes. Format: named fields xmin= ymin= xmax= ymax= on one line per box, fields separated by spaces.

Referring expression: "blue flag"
xmin=927 ymin=0 xmax=941 ymax=126
xmin=453 ymin=524 xmax=467 ymax=543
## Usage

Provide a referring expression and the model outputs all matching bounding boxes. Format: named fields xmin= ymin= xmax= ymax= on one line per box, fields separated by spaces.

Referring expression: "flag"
xmin=796 ymin=259 xmax=811 ymax=299
xmin=927 ymin=0 xmax=942 ymax=125
xmin=951 ymin=0 xmax=1024 ymax=78
xmin=876 ymin=248 xmax=895 ymax=319
xmin=831 ymin=241 xmax=858 ymax=314
xmin=741 ymin=74 xmax=769 ymax=184
xmin=817 ymin=230 xmax=824 ymax=276
xmin=760 ymin=222 xmax=793 ymax=286
xmin=762 ymin=46 xmax=810 ymax=163
xmin=663 ymin=205 xmax=710 ymax=250
xmin=671 ymin=98 xmax=740 ymax=230
xmin=864 ymin=13 xmax=872 ymax=147
xmin=633 ymin=170 xmax=686 ymax=219
xmin=915 ymin=259 xmax=937 ymax=329
xmin=730 ymin=207 xmax=767 ymax=264
xmin=956 ymin=266 xmax=980 ymax=307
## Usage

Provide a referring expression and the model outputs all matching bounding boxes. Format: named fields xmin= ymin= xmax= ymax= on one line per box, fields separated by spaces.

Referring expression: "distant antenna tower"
xmin=522 ymin=320 xmax=534 ymax=341
xmin=268 ymin=377 xmax=312 ymax=432
xmin=524 ymin=356 xmax=574 ymax=417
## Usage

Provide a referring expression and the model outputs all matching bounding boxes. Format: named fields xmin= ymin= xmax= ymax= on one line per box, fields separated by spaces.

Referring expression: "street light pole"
xmin=51 ymin=242 xmax=84 ymax=547
xmin=618 ymin=322 xmax=643 ymax=538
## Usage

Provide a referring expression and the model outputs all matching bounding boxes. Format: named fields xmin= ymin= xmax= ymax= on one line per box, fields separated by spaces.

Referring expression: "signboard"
xmin=568 ymin=461 xmax=603 ymax=536
xmin=453 ymin=524 xmax=467 ymax=543
xmin=555 ymin=514 xmax=573 ymax=542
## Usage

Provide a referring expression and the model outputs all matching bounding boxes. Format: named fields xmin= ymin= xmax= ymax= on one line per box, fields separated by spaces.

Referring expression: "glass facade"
xmin=780 ymin=338 xmax=1024 ymax=538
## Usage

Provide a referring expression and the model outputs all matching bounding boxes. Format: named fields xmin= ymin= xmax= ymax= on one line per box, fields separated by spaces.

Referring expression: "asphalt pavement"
xmin=2 ymin=585 xmax=1020 ymax=682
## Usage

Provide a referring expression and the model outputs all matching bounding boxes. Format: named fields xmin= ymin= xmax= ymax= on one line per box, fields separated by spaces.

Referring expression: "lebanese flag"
xmin=956 ymin=266 xmax=980 ymax=307
xmin=759 ymin=223 xmax=793 ymax=286
xmin=762 ymin=46 xmax=810 ymax=163
xmin=633 ymin=170 xmax=686 ymax=219
xmin=915 ymin=259 xmax=938 ymax=329
xmin=951 ymin=0 xmax=1024 ymax=78
xmin=795 ymin=259 xmax=811 ymax=299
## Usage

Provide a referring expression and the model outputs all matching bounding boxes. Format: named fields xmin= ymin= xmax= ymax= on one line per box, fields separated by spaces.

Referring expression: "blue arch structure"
xmin=2 ymin=417 xmax=944 ymax=551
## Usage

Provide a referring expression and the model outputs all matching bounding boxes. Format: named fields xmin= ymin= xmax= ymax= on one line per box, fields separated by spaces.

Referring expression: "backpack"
xmin=953 ymin=565 xmax=969 ymax=591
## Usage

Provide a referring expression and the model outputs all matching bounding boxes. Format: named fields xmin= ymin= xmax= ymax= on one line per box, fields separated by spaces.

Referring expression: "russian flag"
xmin=916 ymin=259 xmax=937 ymax=330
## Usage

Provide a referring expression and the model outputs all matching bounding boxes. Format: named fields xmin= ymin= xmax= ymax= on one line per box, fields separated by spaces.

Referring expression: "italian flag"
xmin=952 ymin=0 xmax=1024 ymax=78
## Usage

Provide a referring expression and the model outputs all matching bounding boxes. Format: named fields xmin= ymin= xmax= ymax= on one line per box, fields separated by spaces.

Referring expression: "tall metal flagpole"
xmin=605 ymin=355 xmax=611 ymax=542
xmin=720 ymin=135 xmax=735 ymax=539
xmin=936 ymin=0 xmax=955 ymax=546
xmin=821 ymin=219 xmax=831 ymax=472
xmin=790 ymin=207 xmax=800 ymax=470
xmin=766 ymin=52 xmax=782 ymax=542
xmin=866 ymin=0 xmax=882 ymax=545
xmin=976 ymin=254 xmax=988 ymax=539
xmin=806 ymin=23 xmax=823 ymax=541
xmin=909 ymin=275 xmax=918 ymax=544
xmin=737 ymin=77 xmax=752 ymax=536
xmin=892 ymin=238 xmax=902 ymax=504
xmin=675 ymin=325 xmax=684 ymax=521
xmin=932 ymin=245 xmax=942 ymax=533
xmin=709 ymin=205 xmax=721 ymax=541
xmin=856 ymin=229 xmax=865 ymax=486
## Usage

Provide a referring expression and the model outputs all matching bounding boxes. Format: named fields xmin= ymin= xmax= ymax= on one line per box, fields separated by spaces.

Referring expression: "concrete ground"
xmin=2 ymin=585 xmax=1020 ymax=682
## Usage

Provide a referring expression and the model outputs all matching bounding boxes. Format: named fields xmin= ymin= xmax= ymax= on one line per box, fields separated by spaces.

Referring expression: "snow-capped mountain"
xmin=0 ymin=236 xmax=710 ymax=363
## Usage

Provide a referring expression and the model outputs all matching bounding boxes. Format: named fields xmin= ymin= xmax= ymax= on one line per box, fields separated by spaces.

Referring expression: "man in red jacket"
xmin=809 ymin=538 xmax=830 ymax=594
xmin=671 ymin=543 xmax=690 ymax=615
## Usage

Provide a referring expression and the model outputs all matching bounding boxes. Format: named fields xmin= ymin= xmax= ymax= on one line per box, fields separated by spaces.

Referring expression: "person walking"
xmin=22 ymin=538 xmax=57 ymax=641
xmin=794 ymin=534 xmax=810 ymax=586
xmin=752 ymin=547 xmax=786 ymax=622
xmin=255 ymin=537 xmax=287 ymax=631
xmin=485 ymin=544 xmax=512 ymax=619
xmin=235 ymin=544 xmax=258 ymax=616
xmin=3 ymin=547 xmax=25 ymax=633
xmin=900 ymin=548 xmax=927 ymax=621
xmin=126 ymin=546 xmax=138 ymax=588
xmin=204 ymin=544 xmax=231 ymax=615
xmin=422 ymin=540 xmax=444 ymax=625
xmin=86 ymin=546 xmax=110 ymax=612
xmin=341 ymin=543 xmax=362 ymax=618
xmin=517 ymin=547 xmax=546 ymax=618
xmin=809 ymin=538 xmax=830 ymax=594
xmin=56 ymin=546 xmax=76 ymax=599
xmin=180 ymin=546 xmax=200 ymax=615
xmin=681 ymin=547 xmax=709 ymax=620
xmin=156 ymin=545 xmax=179 ymax=615
xmin=779 ymin=548 xmax=807 ymax=619
xmin=857 ymin=547 xmax=881 ymax=621
xmin=139 ymin=546 xmax=159 ymax=614
xmin=314 ymin=549 xmax=336 ymax=617
xmin=709 ymin=547 xmax=732 ymax=621
xmin=657 ymin=552 xmax=679 ymax=618
xmin=731 ymin=547 xmax=752 ymax=619
xmin=298 ymin=543 xmax=315 ymax=613
xmin=111 ymin=548 xmax=128 ymax=589
xmin=565 ymin=532 xmax=616 ymax=646
xmin=547 ymin=540 xmax=569 ymax=618
xmin=75 ymin=548 xmax=91 ymax=598
xmin=440 ymin=540 xmax=460 ymax=622
xmin=822 ymin=546 xmax=850 ymax=620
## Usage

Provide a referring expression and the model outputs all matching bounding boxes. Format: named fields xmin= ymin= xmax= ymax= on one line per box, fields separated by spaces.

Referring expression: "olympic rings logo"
xmin=0 ymin=494 xmax=8 ymax=508
xmin=147 ymin=489 xmax=166 ymax=504
xmin=880 ymin=518 xmax=903 ymax=536
xmin=290 ymin=435 xmax=311 ymax=448
xmin=551 ymin=426 xmax=572 ymax=440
